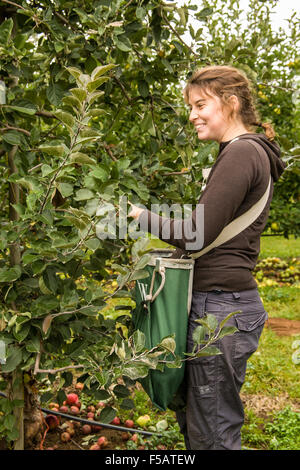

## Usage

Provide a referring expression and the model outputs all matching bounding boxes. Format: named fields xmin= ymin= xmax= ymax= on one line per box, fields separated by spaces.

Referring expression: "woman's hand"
xmin=128 ymin=202 xmax=145 ymax=220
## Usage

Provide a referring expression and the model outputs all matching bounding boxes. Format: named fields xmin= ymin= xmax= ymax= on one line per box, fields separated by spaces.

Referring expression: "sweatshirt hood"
xmin=230 ymin=133 xmax=286 ymax=182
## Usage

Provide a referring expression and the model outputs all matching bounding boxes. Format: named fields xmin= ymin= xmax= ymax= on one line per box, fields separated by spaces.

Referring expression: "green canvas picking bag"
xmin=132 ymin=249 xmax=194 ymax=411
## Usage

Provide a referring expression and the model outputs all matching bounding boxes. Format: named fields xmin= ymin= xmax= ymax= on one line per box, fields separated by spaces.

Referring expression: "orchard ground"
xmin=10 ymin=235 xmax=297 ymax=451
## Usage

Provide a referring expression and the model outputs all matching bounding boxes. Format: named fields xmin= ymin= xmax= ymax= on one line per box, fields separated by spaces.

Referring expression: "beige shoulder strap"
xmin=190 ymin=138 xmax=272 ymax=260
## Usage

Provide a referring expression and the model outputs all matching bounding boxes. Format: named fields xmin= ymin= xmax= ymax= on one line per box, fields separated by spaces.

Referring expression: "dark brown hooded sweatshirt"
xmin=138 ymin=133 xmax=286 ymax=292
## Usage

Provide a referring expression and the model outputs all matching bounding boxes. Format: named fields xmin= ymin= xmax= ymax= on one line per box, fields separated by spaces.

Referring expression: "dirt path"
xmin=265 ymin=317 xmax=300 ymax=336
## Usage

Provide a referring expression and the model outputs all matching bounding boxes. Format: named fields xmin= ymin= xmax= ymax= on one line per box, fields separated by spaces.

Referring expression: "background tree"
xmin=0 ymin=0 xmax=299 ymax=449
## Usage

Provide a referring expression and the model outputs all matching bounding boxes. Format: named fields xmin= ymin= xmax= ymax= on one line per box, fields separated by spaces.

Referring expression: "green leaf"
xmin=0 ymin=18 xmax=13 ymax=45
xmin=195 ymin=346 xmax=222 ymax=357
xmin=192 ymin=325 xmax=206 ymax=345
xmin=99 ymin=406 xmax=116 ymax=424
xmin=69 ymin=152 xmax=96 ymax=165
xmin=91 ymin=64 xmax=116 ymax=80
xmin=39 ymin=143 xmax=66 ymax=156
xmin=136 ymin=7 xmax=146 ymax=20
xmin=160 ymin=336 xmax=176 ymax=354
xmin=74 ymin=189 xmax=95 ymax=201
xmin=1 ymin=346 xmax=23 ymax=373
xmin=70 ymin=87 xmax=87 ymax=102
xmin=91 ymin=166 xmax=109 ymax=182
xmin=6 ymin=105 xmax=36 ymax=115
xmin=113 ymin=384 xmax=130 ymax=398
xmin=66 ymin=66 xmax=82 ymax=80
xmin=55 ymin=110 xmax=75 ymax=128
xmin=2 ymin=131 xmax=23 ymax=145
xmin=217 ymin=326 xmax=238 ymax=339
xmin=0 ymin=265 xmax=22 ymax=283
xmin=87 ymin=76 xmax=110 ymax=93
xmin=120 ymin=398 xmax=135 ymax=410
xmin=46 ymin=84 xmax=66 ymax=106
xmin=25 ymin=336 xmax=40 ymax=353
xmin=219 ymin=310 xmax=241 ymax=330
xmin=58 ymin=182 xmax=73 ymax=197
xmin=115 ymin=37 xmax=132 ymax=52
xmin=138 ymin=80 xmax=149 ymax=98
xmin=132 ymin=330 xmax=145 ymax=353
xmin=122 ymin=364 xmax=149 ymax=380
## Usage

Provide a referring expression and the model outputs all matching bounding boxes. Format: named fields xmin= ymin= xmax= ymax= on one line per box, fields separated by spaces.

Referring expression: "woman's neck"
xmin=219 ymin=123 xmax=251 ymax=143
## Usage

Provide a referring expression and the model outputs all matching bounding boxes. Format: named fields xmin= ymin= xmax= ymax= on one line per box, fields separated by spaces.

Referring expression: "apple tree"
xmin=0 ymin=0 xmax=298 ymax=449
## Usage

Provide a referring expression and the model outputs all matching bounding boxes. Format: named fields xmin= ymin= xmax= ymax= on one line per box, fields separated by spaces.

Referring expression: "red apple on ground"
xmin=59 ymin=405 xmax=69 ymax=413
xmin=111 ymin=416 xmax=121 ymax=425
xmin=70 ymin=405 xmax=80 ymax=415
xmin=75 ymin=382 xmax=84 ymax=391
xmin=97 ymin=436 xmax=108 ymax=448
xmin=45 ymin=414 xmax=60 ymax=430
xmin=60 ymin=432 xmax=71 ymax=442
xmin=89 ymin=444 xmax=100 ymax=450
xmin=87 ymin=411 xmax=95 ymax=419
xmin=130 ymin=433 xmax=138 ymax=442
xmin=66 ymin=393 xmax=79 ymax=405
xmin=82 ymin=424 xmax=92 ymax=435
xmin=125 ymin=419 xmax=134 ymax=428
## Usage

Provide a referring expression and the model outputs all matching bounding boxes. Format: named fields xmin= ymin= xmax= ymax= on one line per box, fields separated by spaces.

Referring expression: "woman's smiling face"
xmin=188 ymin=86 xmax=235 ymax=143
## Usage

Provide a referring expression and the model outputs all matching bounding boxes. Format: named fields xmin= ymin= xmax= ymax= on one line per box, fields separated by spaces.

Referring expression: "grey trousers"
xmin=176 ymin=288 xmax=267 ymax=450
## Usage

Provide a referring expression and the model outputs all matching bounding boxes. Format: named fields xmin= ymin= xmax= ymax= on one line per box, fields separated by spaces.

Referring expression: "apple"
xmin=75 ymin=382 xmax=84 ymax=391
xmin=49 ymin=402 xmax=59 ymax=409
xmin=156 ymin=444 xmax=167 ymax=450
xmin=87 ymin=405 xmax=95 ymax=413
xmin=60 ymin=431 xmax=71 ymax=442
xmin=59 ymin=405 xmax=69 ymax=413
xmin=45 ymin=414 xmax=60 ymax=430
xmin=91 ymin=424 xmax=102 ymax=432
xmin=136 ymin=415 xmax=151 ymax=428
xmin=65 ymin=426 xmax=75 ymax=437
xmin=125 ymin=419 xmax=134 ymax=428
xmin=87 ymin=411 xmax=95 ymax=419
xmin=70 ymin=405 xmax=80 ymax=415
xmin=90 ymin=444 xmax=100 ymax=450
xmin=96 ymin=401 xmax=106 ymax=409
xmin=82 ymin=424 xmax=92 ymax=435
xmin=111 ymin=416 xmax=121 ymax=425
xmin=66 ymin=393 xmax=79 ymax=406
xmin=97 ymin=436 xmax=108 ymax=448
xmin=130 ymin=433 xmax=138 ymax=442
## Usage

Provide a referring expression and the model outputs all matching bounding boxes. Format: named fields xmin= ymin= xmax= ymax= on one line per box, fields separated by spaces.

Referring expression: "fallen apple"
xmin=89 ymin=444 xmax=100 ymax=450
xmin=86 ymin=411 xmax=95 ymax=419
xmin=130 ymin=433 xmax=138 ymax=442
xmin=60 ymin=431 xmax=71 ymax=442
xmin=45 ymin=414 xmax=59 ymax=430
xmin=75 ymin=382 xmax=84 ymax=391
xmin=82 ymin=424 xmax=92 ymax=435
xmin=66 ymin=393 xmax=79 ymax=406
xmin=70 ymin=405 xmax=80 ymax=415
xmin=125 ymin=419 xmax=134 ymax=428
xmin=111 ymin=416 xmax=121 ymax=425
xmin=136 ymin=415 xmax=151 ymax=428
xmin=59 ymin=405 xmax=69 ymax=413
xmin=97 ymin=436 xmax=108 ymax=448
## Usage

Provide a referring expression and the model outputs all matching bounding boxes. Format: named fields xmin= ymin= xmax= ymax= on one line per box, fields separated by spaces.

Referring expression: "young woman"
xmin=129 ymin=65 xmax=285 ymax=450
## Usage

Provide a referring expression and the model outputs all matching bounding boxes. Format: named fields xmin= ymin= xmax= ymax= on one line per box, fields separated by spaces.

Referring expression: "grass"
xmin=259 ymin=235 xmax=300 ymax=259
xmin=240 ymin=235 xmax=300 ymax=450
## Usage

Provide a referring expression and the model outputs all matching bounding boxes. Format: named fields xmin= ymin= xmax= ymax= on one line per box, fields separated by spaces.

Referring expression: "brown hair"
xmin=183 ymin=65 xmax=276 ymax=141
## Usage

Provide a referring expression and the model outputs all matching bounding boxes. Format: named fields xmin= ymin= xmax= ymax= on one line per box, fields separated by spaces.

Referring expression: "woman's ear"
xmin=228 ymin=94 xmax=240 ymax=114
